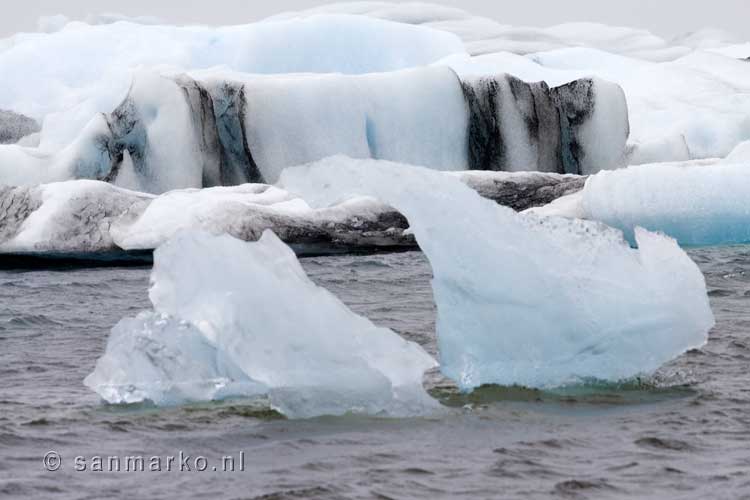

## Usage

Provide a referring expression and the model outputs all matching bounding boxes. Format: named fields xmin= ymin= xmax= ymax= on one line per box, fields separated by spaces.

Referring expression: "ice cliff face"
xmin=0 ymin=67 xmax=627 ymax=191
xmin=461 ymin=75 xmax=628 ymax=174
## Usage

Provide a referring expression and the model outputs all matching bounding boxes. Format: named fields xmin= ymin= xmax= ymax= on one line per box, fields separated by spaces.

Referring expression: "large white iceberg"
xmin=0 ymin=66 xmax=627 ymax=190
xmin=85 ymin=230 xmax=438 ymax=418
xmin=281 ymin=157 xmax=714 ymax=390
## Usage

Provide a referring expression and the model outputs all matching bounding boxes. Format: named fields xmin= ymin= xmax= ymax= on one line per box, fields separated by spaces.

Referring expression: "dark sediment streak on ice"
xmin=459 ymin=172 xmax=586 ymax=211
xmin=551 ymin=79 xmax=595 ymax=175
xmin=101 ymin=95 xmax=148 ymax=182
xmin=462 ymin=75 xmax=564 ymax=173
xmin=462 ymin=78 xmax=505 ymax=171
xmin=461 ymin=75 xmax=617 ymax=175
xmin=79 ymin=72 xmax=628 ymax=187
xmin=0 ymin=171 xmax=584 ymax=262
xmin=0 ymin=186 xmax=42 ymax=241
xmin=209 ymin=82 xmax=264 ymax=185
xmin=0 ymin=110 xmax=40 ymax=145
xmin=98 ymin=76 xmax=265 ymax=187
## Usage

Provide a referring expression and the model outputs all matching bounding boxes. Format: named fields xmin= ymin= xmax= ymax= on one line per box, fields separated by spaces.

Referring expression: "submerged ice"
xmin=84 ymin=230 xmax=438 ymax=418
xmin=281 ymin=157 xmax=714 ymax=390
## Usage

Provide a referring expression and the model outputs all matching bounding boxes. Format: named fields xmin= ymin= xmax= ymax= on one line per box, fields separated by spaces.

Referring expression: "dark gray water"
xmin=1 ymin=247 xmax=750 ymax=499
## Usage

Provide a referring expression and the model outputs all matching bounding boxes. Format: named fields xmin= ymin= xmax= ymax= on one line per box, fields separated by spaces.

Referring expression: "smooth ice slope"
xmin=281 ymin=157 xmax=714 ymax=390
xmin=580 ymin=160 xmax=750 ymax=246
xmin=85 ymin=230 xmax=438 ymax=418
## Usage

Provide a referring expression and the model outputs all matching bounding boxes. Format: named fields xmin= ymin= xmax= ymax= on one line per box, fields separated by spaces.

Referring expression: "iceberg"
xmin=0 ymin=67 xmax=627 ymax=190
xmin=544 ymin=156 xmax=750 ymax=246
xmin=280 ymin=156 xmax=714 ymax=390
xmin=85 ymin=230 xmax=439 ymax=418
xmin=0 ymin=168 xmax=584 ymax=258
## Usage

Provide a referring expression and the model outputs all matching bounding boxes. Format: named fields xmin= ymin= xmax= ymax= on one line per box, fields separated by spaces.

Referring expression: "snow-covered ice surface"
xmin=84 ymin=230 xmax=439 ymax=418
xmin=280 ymin=157 xmax=714 ymax=390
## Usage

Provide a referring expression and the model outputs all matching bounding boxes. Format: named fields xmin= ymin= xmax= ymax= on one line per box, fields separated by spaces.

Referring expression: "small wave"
xmin=554 ymin=479 xmax=617 ymax=495
xmin=634 ymin=436 xmax=694 ymax=452
xmin=6 ymin=314 xmax=62 ymax=328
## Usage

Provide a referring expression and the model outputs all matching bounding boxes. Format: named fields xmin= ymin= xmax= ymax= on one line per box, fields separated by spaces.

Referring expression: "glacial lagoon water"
xmin=1 ymin=247 xmax=750 ymax=499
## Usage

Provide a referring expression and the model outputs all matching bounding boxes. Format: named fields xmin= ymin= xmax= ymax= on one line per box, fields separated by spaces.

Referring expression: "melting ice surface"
xmin=281 ymin=157 xmax=714 ymax=390
xmin=84 ymin=230 xmax=438 ymax=418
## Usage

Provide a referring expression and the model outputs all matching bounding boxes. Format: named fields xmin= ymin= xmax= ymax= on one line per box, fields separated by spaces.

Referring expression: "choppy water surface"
xmin=1 ymin=247 xmax=750 ymax=499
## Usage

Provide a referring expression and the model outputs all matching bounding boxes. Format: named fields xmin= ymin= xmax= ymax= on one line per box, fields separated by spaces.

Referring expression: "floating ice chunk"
xmin=281 ymin=156 xmax=713 ymax=390
xmin=84 ymin=312 xmax=267 ymax=405
xmin=580 ymin=161 xmax=750 ymax=246
xmin=85 ymin=230 xmax=439 ymax=417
